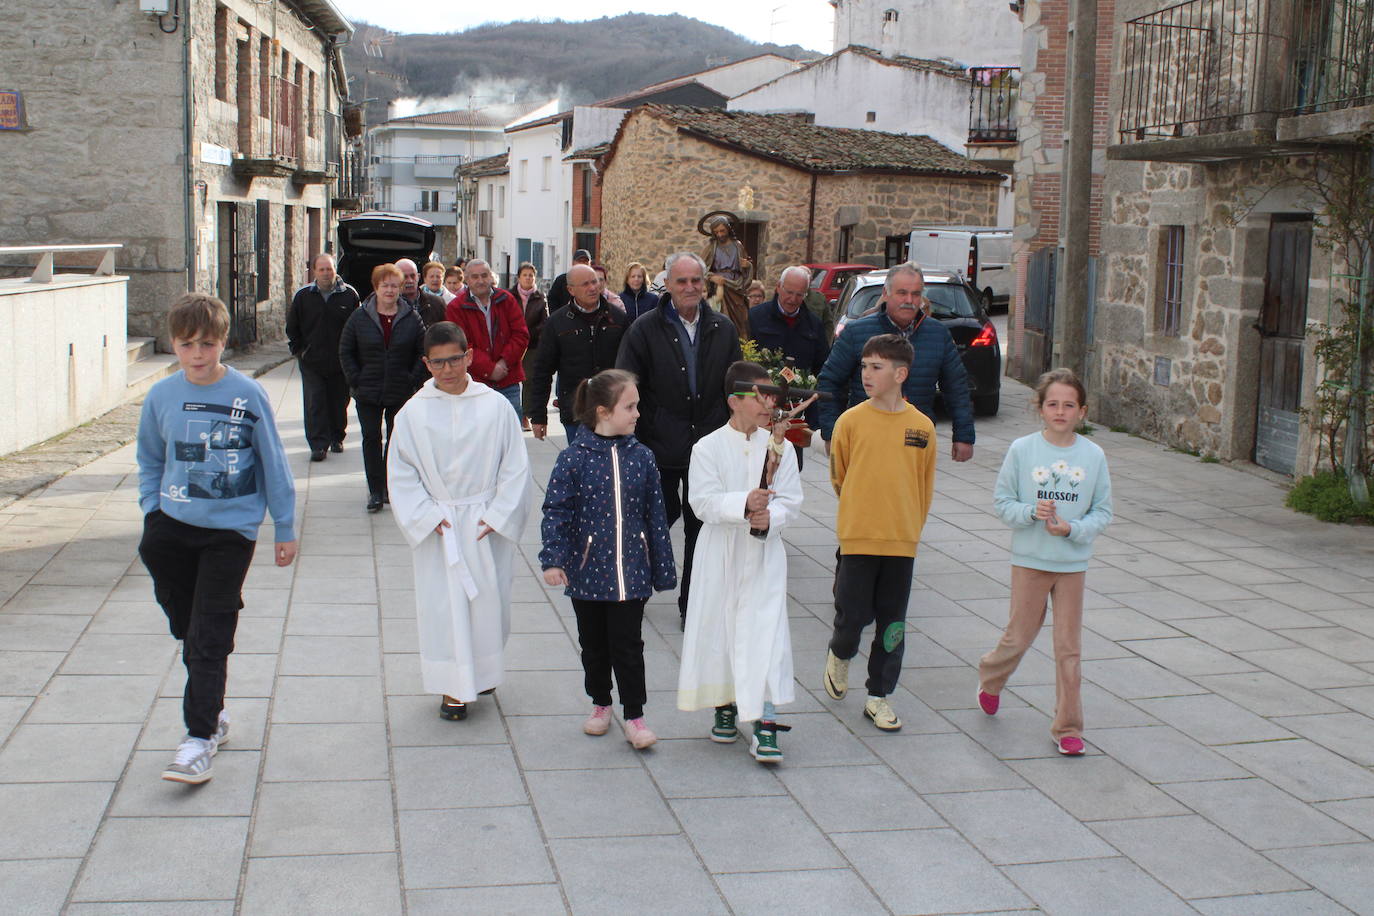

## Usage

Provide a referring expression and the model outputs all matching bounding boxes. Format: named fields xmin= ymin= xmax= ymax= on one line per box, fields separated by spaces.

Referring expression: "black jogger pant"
xmin=658 ymin=466 xmax=701 ymax=617
xmin=299 ymin=361 xmax=350 ymax=451
xmin=571 ymin=598 xmax=648 ymax=719
xmin=138 ymin=510 xmax=256 ymax=740
xmin=355 ymin=400 xmax=399 ymax=499
xmin=829 ymin=554 xmax=916 ymax=697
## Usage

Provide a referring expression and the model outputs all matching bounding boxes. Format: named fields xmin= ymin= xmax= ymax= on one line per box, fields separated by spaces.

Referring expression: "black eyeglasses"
xmin=425 ymin=353 xmax=467 ymax=369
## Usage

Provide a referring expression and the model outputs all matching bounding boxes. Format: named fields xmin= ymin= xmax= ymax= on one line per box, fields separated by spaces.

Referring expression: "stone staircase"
xmin=124 ymin=337 xmax=178 ymax=400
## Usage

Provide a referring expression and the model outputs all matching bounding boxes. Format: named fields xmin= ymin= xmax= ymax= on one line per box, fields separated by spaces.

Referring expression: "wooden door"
xmin=1254 ymin=216 xmax=1313 ymax=474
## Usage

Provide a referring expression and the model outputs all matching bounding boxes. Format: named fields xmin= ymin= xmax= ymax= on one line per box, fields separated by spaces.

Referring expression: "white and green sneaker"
xmin=162 ymin=735 xmax=217 ymax=784
xmin=824 ymin=650 xmax=849 ymax=700
xmin=750 ymin=722 xmax=783 ymax=763
xmin=711 ymin=705 xmax=739 ymax=743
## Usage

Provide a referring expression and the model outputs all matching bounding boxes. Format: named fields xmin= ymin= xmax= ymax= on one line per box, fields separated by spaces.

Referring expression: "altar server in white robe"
xmin=677 ymin=361 xmax=803 ymax=763
xmin=388 ymin=321 xmax=532 ymax=721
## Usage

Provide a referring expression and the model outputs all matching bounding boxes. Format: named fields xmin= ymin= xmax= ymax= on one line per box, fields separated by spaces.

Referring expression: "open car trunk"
xmin=336 ymin=212 xmax=437 ymax=301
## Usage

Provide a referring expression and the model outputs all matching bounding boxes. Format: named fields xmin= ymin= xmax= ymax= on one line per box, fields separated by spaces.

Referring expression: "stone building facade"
xmin=597 ymin=106 xmax=1001 ymax=286
xmin=0 ymin=0 xmax=353 ymax=348
xmin=1008 ymin=0 xmax=1371 ymax=476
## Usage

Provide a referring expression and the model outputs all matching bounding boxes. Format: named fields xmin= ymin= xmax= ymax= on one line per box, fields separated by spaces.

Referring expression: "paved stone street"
xmin=3 ymin=359 xmax=1374 ymax=915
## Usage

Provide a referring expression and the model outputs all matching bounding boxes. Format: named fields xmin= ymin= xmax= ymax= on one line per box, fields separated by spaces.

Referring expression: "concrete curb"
xmin=0 ymin=342 xmax=294 ymax=509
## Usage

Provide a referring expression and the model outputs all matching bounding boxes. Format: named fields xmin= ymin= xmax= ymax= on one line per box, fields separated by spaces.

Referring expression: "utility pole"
xmin=1054 ymin=0 xmax=1099 ymax=377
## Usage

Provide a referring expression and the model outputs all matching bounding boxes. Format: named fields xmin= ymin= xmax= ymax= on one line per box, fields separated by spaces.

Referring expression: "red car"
xmin=804 ymin=263 xmax=874 ymax=304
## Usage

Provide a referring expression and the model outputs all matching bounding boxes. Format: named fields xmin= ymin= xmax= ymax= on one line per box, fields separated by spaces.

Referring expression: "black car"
xmin=335 ymin=211 xmax=437 ymax=301
xmin=834 ymin=268 xmax=1002 ymax=415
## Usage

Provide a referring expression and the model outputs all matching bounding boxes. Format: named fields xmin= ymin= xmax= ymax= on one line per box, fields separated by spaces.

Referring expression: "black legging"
xmin=355 ymin=400 xmax=399 ymax=498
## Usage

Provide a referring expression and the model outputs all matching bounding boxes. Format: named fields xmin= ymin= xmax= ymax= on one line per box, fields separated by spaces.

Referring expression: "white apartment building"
xmin=367 ymin=109 xmax=510 ymax=261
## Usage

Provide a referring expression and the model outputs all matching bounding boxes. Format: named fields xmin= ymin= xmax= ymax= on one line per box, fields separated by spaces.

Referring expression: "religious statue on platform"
xmin=698 ymin=211 xmax=754 ymax=337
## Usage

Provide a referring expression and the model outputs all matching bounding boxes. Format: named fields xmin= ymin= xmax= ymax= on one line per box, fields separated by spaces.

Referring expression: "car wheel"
xmin=974 ymin=391 xmax=1000 ymax=416
xmin=982 ymin=288 xmax=994 ymax=311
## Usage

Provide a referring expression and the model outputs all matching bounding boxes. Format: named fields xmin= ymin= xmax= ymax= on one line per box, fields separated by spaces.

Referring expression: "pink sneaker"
xmin=622 ymin=717 xmax=657 ymax=750
xmin=583 ymin=705 xmax=612 ymax=736
xmin=1055 ymin=735 xmax=1086 ymax=756
xmin=978 ymin=690 xmax=1000 ymax=716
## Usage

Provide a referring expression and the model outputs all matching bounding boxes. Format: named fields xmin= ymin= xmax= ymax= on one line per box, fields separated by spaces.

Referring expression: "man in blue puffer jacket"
xmin=817 ymin=262 xmax=975 ymax=463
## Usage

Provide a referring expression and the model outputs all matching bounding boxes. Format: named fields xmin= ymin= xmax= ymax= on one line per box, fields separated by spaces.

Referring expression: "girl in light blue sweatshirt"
xmin=976 ymin=368 xmax=1113 ymax=756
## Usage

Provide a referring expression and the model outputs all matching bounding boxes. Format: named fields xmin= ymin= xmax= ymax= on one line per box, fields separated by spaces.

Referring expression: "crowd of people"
xmin=137 ymin=243 xmax=1112 ymax=785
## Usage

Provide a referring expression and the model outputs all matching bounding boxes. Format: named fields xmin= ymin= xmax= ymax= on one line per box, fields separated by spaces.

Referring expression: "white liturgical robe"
xmin=677 ymin=423 xmax=802 ymax=722
xmin=387 ymin=379 xmax=532 ymax=701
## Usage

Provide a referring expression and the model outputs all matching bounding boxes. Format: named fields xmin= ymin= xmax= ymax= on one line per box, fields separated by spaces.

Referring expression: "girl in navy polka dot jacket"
xmin=540 ymin=369 xmax=677 ymax=749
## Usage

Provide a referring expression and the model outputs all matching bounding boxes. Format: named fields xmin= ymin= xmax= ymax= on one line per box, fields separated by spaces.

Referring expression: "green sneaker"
xmin=710 ymin=705 xmax=738 ymax=743
xmin=750 ymin=722 xmax=783 ymax=763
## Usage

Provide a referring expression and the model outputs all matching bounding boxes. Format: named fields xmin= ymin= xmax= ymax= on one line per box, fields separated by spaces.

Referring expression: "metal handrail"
xmin=0 ymin=244 xmax=122 ymax=283
xmin=1287 ymin=0 xmax=1374 ymax=114
xmin=968 ymin=67 xmax=1019 ymax=144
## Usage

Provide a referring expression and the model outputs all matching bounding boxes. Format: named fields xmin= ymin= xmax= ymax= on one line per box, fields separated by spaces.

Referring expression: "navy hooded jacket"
xmin=540 ymin=430 xmax=677 ymax=601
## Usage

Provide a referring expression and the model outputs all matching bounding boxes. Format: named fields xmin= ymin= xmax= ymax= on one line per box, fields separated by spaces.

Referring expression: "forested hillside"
xmin=344 ymin=14 xmax=817 ymax=124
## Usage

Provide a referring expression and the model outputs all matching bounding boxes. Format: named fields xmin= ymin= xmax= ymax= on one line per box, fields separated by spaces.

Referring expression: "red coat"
xmin=444 ymin=287 xmax=530 ymax=388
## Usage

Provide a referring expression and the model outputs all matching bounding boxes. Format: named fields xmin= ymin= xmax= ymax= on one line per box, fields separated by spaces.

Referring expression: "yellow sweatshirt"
xmin=829 ymin=400 xmax=937 ymax=557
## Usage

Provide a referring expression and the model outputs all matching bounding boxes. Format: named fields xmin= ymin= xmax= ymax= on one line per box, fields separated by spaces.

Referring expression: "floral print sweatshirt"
xmin=993 ymin=432 xmax=1114 ymax=573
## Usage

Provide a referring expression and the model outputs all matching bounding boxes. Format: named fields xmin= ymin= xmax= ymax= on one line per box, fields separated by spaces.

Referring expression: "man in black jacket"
xmin=529 ymin=264 xmax=629 ymax=443
xmin=396 ymin=258 xmax=447 ymax=328
xmin=286 ymin=253 xmax=360 ymax=461
xmin=617 ymin=251 xmax=743 ymax=626
xmin=747 ymin=265 xmax=831 ymax=470
xmin=546 ymin=248 xmax=591 ymax=313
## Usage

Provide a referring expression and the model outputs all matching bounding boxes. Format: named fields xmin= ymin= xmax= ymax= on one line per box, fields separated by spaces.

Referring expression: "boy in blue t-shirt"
xmin=137 ymin=294 xmax=297 ymax=784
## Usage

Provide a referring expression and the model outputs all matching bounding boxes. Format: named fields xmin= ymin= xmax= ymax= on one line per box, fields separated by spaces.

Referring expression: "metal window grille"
xmin=1288 ymin=0 xmax=1374 ymax=114
xmin=1160 ymin=226 xmax=1185 ymax=336
xmin=968 ymin=67 xmax=1019 ymax=143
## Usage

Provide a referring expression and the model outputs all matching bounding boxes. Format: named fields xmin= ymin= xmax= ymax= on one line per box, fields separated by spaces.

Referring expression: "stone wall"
xmin=599 ymin=112 xmax=999 ymax=287
xmin=1095 ymin=154 xmax=1333 ymax=472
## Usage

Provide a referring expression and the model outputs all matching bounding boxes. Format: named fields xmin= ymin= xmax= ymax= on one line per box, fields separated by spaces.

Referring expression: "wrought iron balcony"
xmin=1287 ymin=0 xmax=1374 ymax=115
xmin=1118 ymin=0 xmax=1284 ymax=143
xmin=1114 ymin=0 xmax=1372 ymax=159
xmin=969 ymin=67 xmax=1019 ymax=144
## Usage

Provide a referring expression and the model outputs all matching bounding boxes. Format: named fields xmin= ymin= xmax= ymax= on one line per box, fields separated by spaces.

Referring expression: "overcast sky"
xmin=333 ymin=1 xmax=836 ymax=53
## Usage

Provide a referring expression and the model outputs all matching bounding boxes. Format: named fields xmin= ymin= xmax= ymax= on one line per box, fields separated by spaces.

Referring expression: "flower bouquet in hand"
xmin=739 ymin=341 xmax=821 ymax=447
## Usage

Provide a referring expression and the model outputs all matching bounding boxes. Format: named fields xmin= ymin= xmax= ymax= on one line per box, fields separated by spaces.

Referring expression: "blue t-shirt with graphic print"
xmin=993 ymin=432 xmax=1113 ymax=573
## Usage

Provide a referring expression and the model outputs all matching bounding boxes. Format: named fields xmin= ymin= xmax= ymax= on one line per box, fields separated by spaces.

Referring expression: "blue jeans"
xmin=563 ymin=421 xmax=582 ymax=445
xmin=494 ymin=383 xmax=522 ymax=418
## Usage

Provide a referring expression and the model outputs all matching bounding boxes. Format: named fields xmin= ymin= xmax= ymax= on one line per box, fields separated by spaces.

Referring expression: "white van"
xmin=907 ymin=226 xmax=1013 ymax=310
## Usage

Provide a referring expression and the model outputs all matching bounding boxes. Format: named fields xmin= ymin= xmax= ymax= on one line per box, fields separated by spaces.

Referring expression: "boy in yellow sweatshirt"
xmin=824 ymin=334 xmax=937 ymax=731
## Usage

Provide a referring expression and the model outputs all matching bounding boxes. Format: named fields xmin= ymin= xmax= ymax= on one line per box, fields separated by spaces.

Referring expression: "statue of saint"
xmin=699 ymin=212 xmax=754 ymax=337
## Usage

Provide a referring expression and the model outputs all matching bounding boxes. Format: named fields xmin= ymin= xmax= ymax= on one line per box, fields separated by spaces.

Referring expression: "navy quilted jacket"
xmin=817 ymin=308 xmax=975 ymax=444
xmin=540 ymin=430 xmax=677 ymax=601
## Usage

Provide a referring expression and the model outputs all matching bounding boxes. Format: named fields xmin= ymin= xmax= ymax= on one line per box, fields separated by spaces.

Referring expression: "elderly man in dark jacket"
xmin=617 ymin=251 xmax=743 ymax=626
xmin=396 ymin=258 xmax=447 ymax=328
xmin=818 ymin=262 xmax=975 ymax=461
xmin=528 ymin=264 xmax=630 ymax=444
xmin=287 ymin=253 xmax=360 ymax=462
xmin=747 ymin=264 xmax=830 ymax=470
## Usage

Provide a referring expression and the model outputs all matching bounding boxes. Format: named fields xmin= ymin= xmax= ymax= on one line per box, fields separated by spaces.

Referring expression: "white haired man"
xmin=616 ymin=252 xmax=742 ymax=628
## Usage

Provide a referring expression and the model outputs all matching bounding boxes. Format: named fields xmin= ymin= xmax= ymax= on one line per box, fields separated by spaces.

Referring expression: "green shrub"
xmin=1287 ymin=471 xmax=1374 ymax=523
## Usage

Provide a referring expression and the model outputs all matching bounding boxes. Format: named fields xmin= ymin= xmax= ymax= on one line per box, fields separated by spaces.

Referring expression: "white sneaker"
xmin=213 ymin=710 xmax=230 ymax=748
xmin=162 ymin=736 xmax=216 ymax=784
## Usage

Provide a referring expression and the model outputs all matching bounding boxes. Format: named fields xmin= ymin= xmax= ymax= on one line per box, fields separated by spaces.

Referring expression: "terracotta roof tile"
xmin=384 ymin=109 xmax=509 ymax=128
xmin=605 ymin=105 xmax=999 ymax=178
xmin=457 ymin=152 xmax=509 ymax=177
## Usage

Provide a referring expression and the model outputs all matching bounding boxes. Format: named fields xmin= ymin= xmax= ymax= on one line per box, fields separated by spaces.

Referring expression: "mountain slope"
xmin=345 ymin=13 xmax=819 ymax=124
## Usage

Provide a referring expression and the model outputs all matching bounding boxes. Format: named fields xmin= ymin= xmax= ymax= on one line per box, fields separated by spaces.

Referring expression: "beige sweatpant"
xmin=978 ymin=566 xmax=1085 ymax=740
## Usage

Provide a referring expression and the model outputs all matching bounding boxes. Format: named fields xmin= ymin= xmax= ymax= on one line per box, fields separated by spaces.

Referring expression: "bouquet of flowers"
xmin=738 ymin=340 xmax=819 ymax=447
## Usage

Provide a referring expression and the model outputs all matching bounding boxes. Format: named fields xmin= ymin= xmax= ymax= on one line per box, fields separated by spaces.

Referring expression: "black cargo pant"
xmin=571 ymin=598 xmax=648 ymax=719
xmin=658 ymin=466 xmax=702 ymax=618
xmin=299 ymin=361 xmax=350 ymax=451
xmin=829 ymin=554 xmax=915 ymax=697
xmin=139 ymin=510 xmax=256 ymax=740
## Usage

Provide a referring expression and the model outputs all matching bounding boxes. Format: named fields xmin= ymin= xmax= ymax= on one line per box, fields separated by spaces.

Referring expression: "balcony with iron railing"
xmin=1110 ymin=0 xmax=1373 ymax=161
xmin=969 ymin=67 xmax=1020 ymax=145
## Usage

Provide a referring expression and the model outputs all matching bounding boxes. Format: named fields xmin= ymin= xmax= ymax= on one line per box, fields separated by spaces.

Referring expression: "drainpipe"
xmin=1344 ymin=146 xmax=1374 ymax=506
xmin=181 ymin=0 xmax=195 ymax=292
xmin=805 ymin=172 xmax=818 ymax=262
